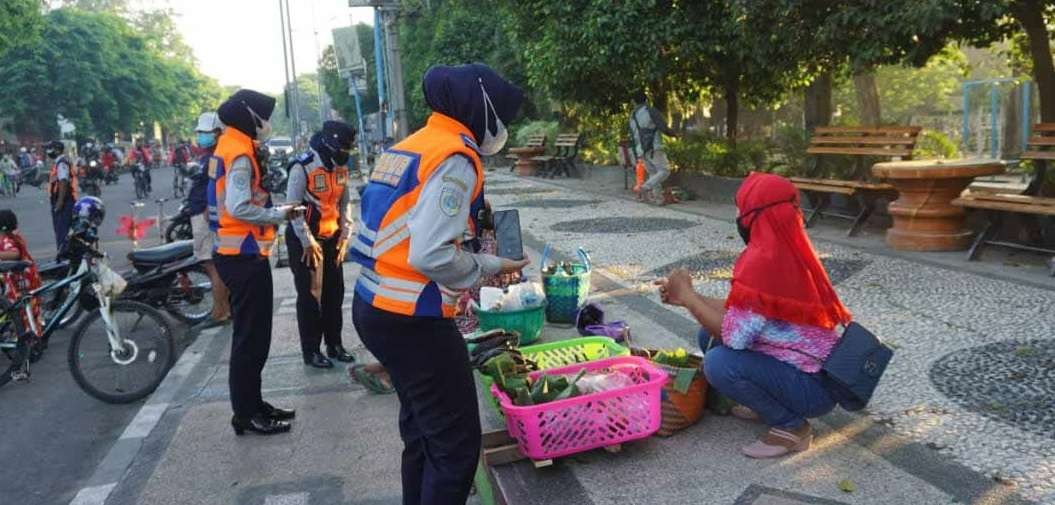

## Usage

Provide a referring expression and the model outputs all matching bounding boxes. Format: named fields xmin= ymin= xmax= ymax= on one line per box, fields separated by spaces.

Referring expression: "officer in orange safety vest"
xmin=45 ymin=140 xmax=77 ymax=252
xmin=351 ymin=64 xmax=527 ymax=505
xmin=208 ymin=89 xmax=300 ymax=437
xmin=284 ymin=120 xmax=357 ymax=369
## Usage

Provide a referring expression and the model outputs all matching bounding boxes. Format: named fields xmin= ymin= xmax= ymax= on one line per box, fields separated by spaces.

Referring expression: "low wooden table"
xmin=872 ymin=159 xmax=1005 ymax=251
xmin=508 ymin=146 xmax=545 ymax=176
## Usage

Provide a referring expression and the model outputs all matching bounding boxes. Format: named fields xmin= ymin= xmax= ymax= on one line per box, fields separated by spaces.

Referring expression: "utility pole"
xmin=278 ymin=0 xmax=293 ymax=133
xmin=380 ymin=6 xmax=407 ymax=140
xmin=372 ymin=8 xmax=387 ymax=143
xmin=283 ymin=0 xmax=301 ymax=145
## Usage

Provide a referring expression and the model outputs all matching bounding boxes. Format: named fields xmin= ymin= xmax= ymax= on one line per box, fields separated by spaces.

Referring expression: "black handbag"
xmin=821 ymin=322 xmax=893 ymax=411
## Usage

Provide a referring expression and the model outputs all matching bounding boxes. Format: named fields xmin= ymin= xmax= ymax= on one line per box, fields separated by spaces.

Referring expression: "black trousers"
xmin=286 ymin=230 xmax=345 ymax=357
xmin=214 ymin=254 xmax=273 ymax=418
xmin=352 ymin=297 xmax=481 ymax=505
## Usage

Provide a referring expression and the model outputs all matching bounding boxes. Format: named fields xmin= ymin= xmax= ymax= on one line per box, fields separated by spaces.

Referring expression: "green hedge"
xmin=665 ymin=132 xmax=768 ymax=177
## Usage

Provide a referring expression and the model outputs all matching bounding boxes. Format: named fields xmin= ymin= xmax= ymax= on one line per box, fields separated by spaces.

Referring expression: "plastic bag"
xmin=96 ymin=259 xmax=127 ymax=297
xmin=481 ymin=283 xmax=546 ymax=312
xmin=575 ymin=370 xmax=636 ymax=394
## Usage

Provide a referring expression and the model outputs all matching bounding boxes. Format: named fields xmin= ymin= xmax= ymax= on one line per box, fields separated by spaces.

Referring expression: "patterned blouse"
xmin=720 ymin=305 xmax=841 ymax=373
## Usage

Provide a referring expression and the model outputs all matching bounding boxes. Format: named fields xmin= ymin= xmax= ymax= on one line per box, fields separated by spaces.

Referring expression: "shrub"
xmin=665 ymin=132 xmax=767 ymax=177
xmin=916 ymin=129 xmax=959 ymax=159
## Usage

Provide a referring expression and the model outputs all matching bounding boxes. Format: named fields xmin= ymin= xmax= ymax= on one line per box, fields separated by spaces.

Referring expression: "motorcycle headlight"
xmin=89 ymin=161 xmax=98 ymax=168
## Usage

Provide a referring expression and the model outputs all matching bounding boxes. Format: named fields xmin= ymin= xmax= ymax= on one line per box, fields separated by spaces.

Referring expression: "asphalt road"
xmin=0 ymin=165 xmax=190 ymax=505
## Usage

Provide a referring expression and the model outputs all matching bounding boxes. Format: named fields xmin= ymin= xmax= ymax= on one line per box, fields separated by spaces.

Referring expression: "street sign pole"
xmin=372 ymin=8 xmax=387 ymax=143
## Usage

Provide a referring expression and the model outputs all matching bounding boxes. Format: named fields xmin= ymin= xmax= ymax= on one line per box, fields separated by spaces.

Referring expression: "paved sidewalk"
xmin=82 ymin=167 xmax=1052 ymax=505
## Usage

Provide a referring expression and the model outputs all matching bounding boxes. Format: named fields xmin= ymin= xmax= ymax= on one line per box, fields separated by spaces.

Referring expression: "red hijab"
xmin=726 ymin=173 xmax=851 ymax=330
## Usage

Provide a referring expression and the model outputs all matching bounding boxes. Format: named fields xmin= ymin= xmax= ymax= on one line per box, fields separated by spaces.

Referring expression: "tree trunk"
xmin=1011 ymin=0 xmax=1055 ymax=194
xmin=803 ymin=72 xmax=833 ymax=132
xmin=853 ymin=70 xmax=881 ymax=126
xmin=1012 ymin=0 xmax=1055 ymax=122
xmin=725 ymin=80 xmax=739 ymax=143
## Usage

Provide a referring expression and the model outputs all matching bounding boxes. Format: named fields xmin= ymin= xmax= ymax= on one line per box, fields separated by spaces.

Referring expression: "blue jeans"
xmin=698 ymin=329 xmax=835 ymax=430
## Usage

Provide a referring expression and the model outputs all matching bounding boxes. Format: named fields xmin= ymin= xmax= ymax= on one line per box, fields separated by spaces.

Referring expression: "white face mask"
xmin=247 ymin=106 xmax=272 ymax=143
xmin=477 ymin=80 xmax=508 ymax=156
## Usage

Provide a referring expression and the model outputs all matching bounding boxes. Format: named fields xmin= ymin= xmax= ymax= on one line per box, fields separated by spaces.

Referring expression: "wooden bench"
xmin=533 ymin=133 xmax=582 ymax=178
xmin=505 ymin=134 xmax=546 ymax=173
xmin=790 ymin=126 xmax=922 ymax=236
xmin=953 ymin=123 xmax=1055 ymax=275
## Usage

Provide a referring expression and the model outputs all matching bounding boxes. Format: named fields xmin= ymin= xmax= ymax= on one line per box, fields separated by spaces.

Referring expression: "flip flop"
xmin=349 ymin=364 xmax=395 ymax=395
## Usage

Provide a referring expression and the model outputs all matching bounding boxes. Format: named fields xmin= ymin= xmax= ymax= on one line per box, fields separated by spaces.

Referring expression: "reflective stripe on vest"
xmin=299 ymin=152 xmax=347 ymax=239
xmin=207 ymin=128 xmax=276 ymax=257
xmin=352 ymin=112 xmax=485 ymax=318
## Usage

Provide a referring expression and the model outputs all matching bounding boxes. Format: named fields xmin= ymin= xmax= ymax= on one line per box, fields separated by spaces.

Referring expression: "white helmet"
xmin=195 ymin=112 xmax=223 ymax=133
xmin=19 ymin=147 xmax=26 ymax=153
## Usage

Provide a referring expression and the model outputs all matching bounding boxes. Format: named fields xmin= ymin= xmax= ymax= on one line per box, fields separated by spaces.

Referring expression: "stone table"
xmin=508 ymin=146 xmax=545 ymax=176
xmin=872 ymin=158 xmax=1005 ymax=251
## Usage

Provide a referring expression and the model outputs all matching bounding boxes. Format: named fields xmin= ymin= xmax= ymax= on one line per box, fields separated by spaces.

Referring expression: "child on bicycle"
xmin=0 ymin=210 xmax=43 ymax=337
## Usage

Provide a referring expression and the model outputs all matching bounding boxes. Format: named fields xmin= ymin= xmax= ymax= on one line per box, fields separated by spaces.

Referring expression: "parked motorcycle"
xmin=56 ymin=225 xmax=214 ymax=324
xmin=21 ymin=161 xmax=47 ymax=189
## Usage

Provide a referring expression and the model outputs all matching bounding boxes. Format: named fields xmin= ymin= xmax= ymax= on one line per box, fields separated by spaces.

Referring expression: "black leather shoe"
xmin=231 ymin=415 xmax=291 ymax=436
xmin=260 ymin=401 xmax=296 ymax=421
xmin=326 ymin=345 xmax=356 ymax=363
xmin=304 ymin=351 xmax=334 ymax=369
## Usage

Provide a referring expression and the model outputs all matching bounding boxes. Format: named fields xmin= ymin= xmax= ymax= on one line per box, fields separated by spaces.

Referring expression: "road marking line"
xmin=119 ymin=403 xmax=169 ymax=440
xmin=68 ymin=483 xmax=116 ymax=505
xmin=68 ymin=325 xmax=226 ymax=505
xmin=263 ymin=492 xmax=309 ymax=505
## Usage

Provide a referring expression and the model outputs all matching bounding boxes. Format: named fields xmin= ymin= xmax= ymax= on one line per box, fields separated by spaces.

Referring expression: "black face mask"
xmin=332 ymin=149 xmax=350 ymax=167
xmin=735 ymin=198 xmax=796 ymax=245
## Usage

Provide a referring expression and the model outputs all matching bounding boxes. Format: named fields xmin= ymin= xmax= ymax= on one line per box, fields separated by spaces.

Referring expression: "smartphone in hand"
xmin=492 ymin=209 xmax=524 ymax=260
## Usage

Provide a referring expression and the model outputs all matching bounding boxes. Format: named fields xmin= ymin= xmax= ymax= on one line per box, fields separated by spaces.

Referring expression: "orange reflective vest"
xmin=352 ymin=113 xmax=485 ymax=318
xmin=294 ymin=151 xmax=348 ymax=239
xmin=48 ymin=156 xmax=78 ymax=207
xmin=206 ymin=128 xmax=276 ymax=256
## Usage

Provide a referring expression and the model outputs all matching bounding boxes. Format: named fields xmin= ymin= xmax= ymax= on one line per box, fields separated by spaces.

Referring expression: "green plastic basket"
xmin=474 ymin=303 xmax=546 ymax=346
xmin=540 ymin=246 xmax=592 ymax=325
xmin=477 ymin=336 xmax=630 ymax=416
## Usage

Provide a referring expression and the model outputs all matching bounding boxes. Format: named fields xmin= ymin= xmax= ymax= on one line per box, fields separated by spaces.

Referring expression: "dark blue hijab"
xmin=422 ymin=64 xmax=524 ymax=143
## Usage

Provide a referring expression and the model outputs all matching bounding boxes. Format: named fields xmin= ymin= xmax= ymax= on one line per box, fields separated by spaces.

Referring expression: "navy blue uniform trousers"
xmin=214 ymin=254 xmax=273 ymax=418
xmin=352 ymin=297 xmax=480 ymax=505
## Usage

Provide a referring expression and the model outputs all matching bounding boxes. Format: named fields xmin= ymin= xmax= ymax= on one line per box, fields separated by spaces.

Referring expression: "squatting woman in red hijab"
xmin=657 ymin=172 xmax=852 ymax=459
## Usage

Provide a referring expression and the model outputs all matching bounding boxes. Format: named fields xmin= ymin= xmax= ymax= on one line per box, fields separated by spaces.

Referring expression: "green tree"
xmin=273 ymin=73 xmax=323 ymax=140
xmin=0 ymin=7 xmax=218 ymax=140
xmin=0 ymin=0 xmax=43 ymax=56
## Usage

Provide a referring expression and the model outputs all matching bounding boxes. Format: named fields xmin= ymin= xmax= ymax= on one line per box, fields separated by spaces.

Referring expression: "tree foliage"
xmin=272 ymin=73 xmax=323 ymax=139
xmin=0 ymin=6 xmax=220 ymax=140
xmin=0 ymin=0 xmax=43 ymax=56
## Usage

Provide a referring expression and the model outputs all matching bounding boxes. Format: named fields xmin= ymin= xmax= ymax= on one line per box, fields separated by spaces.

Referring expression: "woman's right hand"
xmin=655 ymin=268 xmax=696 ymax=307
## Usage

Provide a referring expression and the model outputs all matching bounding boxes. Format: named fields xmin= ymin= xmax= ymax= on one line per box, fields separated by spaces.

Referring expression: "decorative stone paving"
xmin=486 ymin=187 xmax=556 ymax=196
xmin=550 ymin=217 xmax=698 ymax=234
xmin=930 ymin=339 xmax=1055 ymax=440
xmin=647 ymin=252 xmax=870 ymax=285
xmin=507 ymin=198 xmax=601 ymax=209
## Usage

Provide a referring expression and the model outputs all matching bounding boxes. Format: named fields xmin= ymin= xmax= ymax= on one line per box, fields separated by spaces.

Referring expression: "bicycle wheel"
xmin=67 ymin=300 xmax=175 ymax=403
xmin=169 ymin=265 xmax=213 ymax=323
xmin=164 ymin=218 xmax=192 ymax=243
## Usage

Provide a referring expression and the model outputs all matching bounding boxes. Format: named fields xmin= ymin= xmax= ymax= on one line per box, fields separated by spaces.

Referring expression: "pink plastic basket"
xmin=491 ymin=356 xmax=668 ymax=461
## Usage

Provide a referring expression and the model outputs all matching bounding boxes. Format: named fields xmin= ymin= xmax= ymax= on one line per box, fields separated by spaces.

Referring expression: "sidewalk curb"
xmin=67 ymin=326 xmax=224 ymax=505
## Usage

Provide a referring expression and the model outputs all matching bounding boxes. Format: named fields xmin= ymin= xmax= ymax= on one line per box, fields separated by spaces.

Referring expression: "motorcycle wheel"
xmin=164 ymin=218 xmax=193 ymax=243
xmin=169 ymin=264 xmax=213 ymax=323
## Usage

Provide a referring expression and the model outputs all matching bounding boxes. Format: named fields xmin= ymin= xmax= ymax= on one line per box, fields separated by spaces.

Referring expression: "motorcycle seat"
xmin=37 ymin=261 xmax=69 ymax=277
xmin=0 ymin=261 xmax=31 ymax=274
xmin=127 ymin=240 xmax=194 ymax=265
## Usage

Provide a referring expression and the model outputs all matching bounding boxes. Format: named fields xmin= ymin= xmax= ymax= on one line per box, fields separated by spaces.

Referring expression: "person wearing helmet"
xmin=46 ymin=140 xmax=78 ymax=252
xmin=188 ymin=112 xmax=230 ymax=327
xmin=209 ymin=89 xmax=300 ymax=437
xmin=285 ymin=121 xmax=357 ymax=369
xmin=351 ymin=64 xmax=528 ymax=504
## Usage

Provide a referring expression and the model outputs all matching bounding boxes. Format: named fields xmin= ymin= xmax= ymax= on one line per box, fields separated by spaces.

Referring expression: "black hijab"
xmin=217 ymin=89 xmax=276 ymax=139
xmin=421 ymin=64 xmax=523 ymax=143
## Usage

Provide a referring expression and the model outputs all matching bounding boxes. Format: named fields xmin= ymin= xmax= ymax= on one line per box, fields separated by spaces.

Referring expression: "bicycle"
xmin=172 ymin=163 xmax=186 ymax=198
xmin=133 ymin=162 xmax=151 ymax=201
xmin=0 ymin=236 xmax=176 ymax=403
